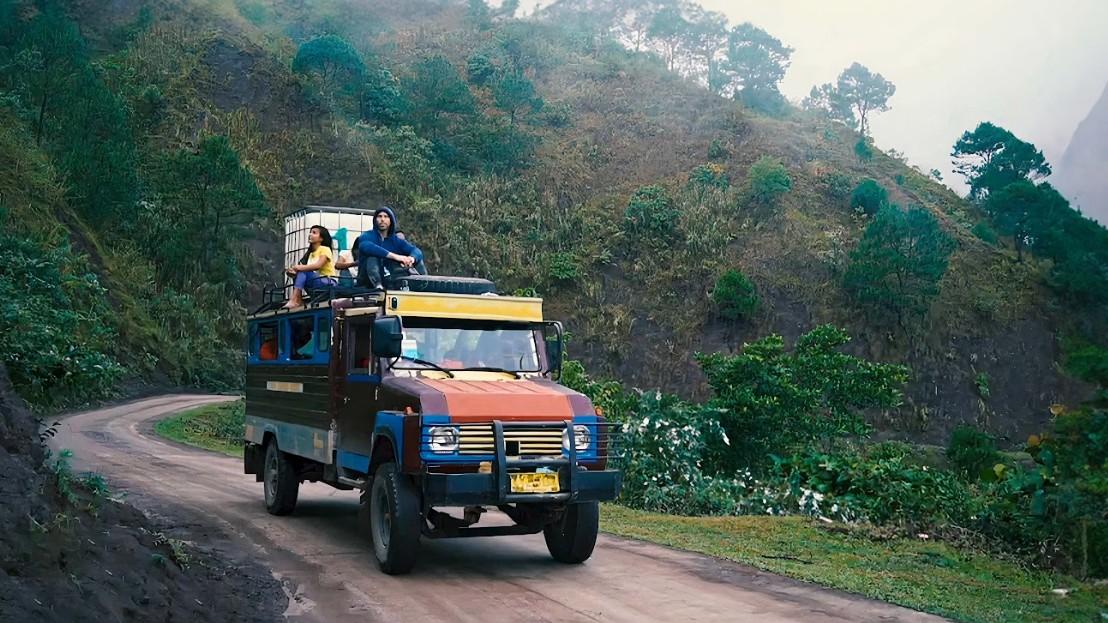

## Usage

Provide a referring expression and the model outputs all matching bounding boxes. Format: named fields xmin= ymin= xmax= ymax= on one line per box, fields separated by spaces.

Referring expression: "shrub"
xmin=546 ymin=252 xmax=579 ymax=282
xmin=466 ymin=53 xmax=497 ymax=85
xmin=538 ymin=102 xmax=572 ymax=128
xmin=946 ymin=426 xmax=1000 ymax=480
xmin=697 ymin=325 xmax=909 ymax=471
xmin=850 ymin=178 xmax=887 ymax=216
xmin=819 ymin=171 xmax=853 ymax=201
xmin=971 ymin=222 xmax=998 ymax=244
xmin=0 ymin=215 xmax=124 ymax=408
xmin=854 ymin=137 xmax=874 ymax=161
xmin=623 ymin=185 xmax=679 ymax=241
xmin=688 ymin=164 xmax=729 ymax=194
xmin=745 ymin=156 xmax=792 ymax=207
xmin=774 ymin=451 xmax=979 ymax=526
xmin=711 ymin=269 xmax=759 ymax=321
xmin=707 ymin=138 xmax=729 ymax=160
xmin=983 ymin=409 xmax=1108 ymax=576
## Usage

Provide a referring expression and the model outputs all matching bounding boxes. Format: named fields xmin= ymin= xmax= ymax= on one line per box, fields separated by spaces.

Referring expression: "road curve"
xmin=52 ymin=395 xmax=947 ymax=623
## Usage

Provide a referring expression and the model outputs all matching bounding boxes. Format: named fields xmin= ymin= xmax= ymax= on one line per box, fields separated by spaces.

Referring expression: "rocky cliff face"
xmin=1054 ymin=82 xmax=1108 ymax=225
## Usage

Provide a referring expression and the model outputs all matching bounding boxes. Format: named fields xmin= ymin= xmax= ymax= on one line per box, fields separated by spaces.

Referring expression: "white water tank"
xmin=283 ymin=205 xmax=376 ymax=282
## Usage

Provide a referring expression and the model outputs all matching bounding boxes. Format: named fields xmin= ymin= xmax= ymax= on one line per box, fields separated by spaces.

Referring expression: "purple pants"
xmin=294 ymin=271 xmax=337 ymax=290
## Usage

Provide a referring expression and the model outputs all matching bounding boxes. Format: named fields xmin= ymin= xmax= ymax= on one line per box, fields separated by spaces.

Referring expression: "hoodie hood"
xmin=374 ymin=206 xmax=398 ymax=237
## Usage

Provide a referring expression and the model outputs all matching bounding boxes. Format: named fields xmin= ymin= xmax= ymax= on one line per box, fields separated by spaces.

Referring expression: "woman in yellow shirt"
xmin=284 ymin=225 xmax=338 ymax=308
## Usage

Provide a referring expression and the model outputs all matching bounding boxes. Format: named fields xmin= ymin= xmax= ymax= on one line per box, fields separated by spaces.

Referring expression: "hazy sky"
xmin=524 ymin=1 xmax=1108 ymax=195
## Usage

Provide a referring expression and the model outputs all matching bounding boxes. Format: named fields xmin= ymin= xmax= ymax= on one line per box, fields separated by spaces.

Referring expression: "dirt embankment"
xmin=0 ymin=366 xmax=284 ymax=623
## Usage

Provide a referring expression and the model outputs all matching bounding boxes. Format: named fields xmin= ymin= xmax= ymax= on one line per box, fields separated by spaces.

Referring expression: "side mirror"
xmin=543 ymin=321 xmax=564 ymax=380
xmin=372 ymin=316 xmax=403 ymax=358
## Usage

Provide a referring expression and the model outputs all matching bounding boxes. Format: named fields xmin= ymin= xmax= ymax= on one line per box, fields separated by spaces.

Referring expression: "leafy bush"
xmin=711 ymin=269 xmax=759 ymax=321
xmin=696 ymin=325 xmax=909 ymax=471
xmin=615 ymin=392 xmax=857 ymax=521
xmin=546 ymin=251 xmax=579 ymax=282
xmin=819 ymin=171 xmax=853 ymax=201
xmin=0 ymin=215 xmax=124 ymax=408
xmin=946 ymin=426 xmax=1000 ymax=480
xmin=623 ymin=185 xmax=679 ymax=242
xmin=983 ymin=408 xmax=1108 ymax=576
xmin=688 ymin=163 xmax=729 ymax=194
xmin=559 ymin=359 xmax=637 ymax=423
xmin=774 ymin=451 xmax=979 ymax=526
xmin=971 ymin=221 xmax=998 ymax=244
xmin=466 ymin=53 xmax=497 ymax=85
xmin=850 ymin=178 xmax=887 ymax=216
xmin=745 ymin=155 xmax=792 ymax=207
xmin=538 ymin=101 xmax=572 ymax=128
xmin=854 ymin=137 xmax=874 ymax=161
xmin=145 ymin=287 xmax=244 ymax=390
xmin=1065 ymin=342 xmax=1108 ymax=388
xmin=707 ymin=138 xmax=729 ymax=160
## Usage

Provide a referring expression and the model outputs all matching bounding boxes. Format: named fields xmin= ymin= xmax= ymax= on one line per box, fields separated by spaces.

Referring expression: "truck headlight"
xmin=429 ymin=426 xmax=459 ymax=453
xmin=562 ymin=424 xmax=591 ymax=451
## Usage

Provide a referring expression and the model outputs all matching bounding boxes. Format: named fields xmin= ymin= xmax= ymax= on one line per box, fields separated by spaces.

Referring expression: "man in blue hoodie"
xmin=353 ymin=206 xmax=427 ymax=289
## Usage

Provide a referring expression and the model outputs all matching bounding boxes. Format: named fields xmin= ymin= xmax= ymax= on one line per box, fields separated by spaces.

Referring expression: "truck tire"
xmin=369 ymin=462 xmax=421 ymax=575
xmin=263 ymin=440 xmax=299 ymax=516
xmin=543 ymin=501 xmax=599 ymax=564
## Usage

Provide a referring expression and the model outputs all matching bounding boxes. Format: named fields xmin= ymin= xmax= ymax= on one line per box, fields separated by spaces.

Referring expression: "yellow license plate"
xmin=510 ymin=472 xmax=560 ymax=494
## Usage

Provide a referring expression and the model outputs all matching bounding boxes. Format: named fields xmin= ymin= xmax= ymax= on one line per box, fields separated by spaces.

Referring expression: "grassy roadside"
xmin=600 ymin=504 xmax=1108 ymax=623
xmin=154 ymin=399 xmax=245 ymax=458
xmin=153 ymin=405 xmax=1106 ymax=621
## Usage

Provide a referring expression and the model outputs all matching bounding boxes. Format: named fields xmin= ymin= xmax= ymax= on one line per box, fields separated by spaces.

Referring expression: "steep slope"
xmin=1054 ymin=81 xmax=1108 ymax=225
xmin=7 ymin=0 xmax=1103 ymax=446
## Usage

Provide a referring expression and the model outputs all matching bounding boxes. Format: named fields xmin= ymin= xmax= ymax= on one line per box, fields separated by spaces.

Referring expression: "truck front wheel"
xmin=543 ymin=501 xmax=599 ymax=563
xmin=368 ymin=462 xmax=421 ymax=575
xmin=263 ymin=439 xmax=299 ymax=515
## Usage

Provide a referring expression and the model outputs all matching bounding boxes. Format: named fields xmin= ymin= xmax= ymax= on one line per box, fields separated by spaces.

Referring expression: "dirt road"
xmin=53 ymin=395 xmax=946 ymax=623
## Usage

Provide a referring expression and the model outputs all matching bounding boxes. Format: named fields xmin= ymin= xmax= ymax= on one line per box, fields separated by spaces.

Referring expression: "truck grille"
xmin=457 ymin=423 xmax=563 ymax=456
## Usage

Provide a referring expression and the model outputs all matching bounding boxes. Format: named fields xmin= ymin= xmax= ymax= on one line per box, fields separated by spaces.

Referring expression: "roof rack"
xmin=252 ymin=281 xmax=384 ymax=316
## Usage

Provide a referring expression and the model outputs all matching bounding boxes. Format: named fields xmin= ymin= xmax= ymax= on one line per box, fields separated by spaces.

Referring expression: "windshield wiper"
xmin=454 ymin=366 xmax=521 ymax=379
xmin=392 ymin=355 xmax=455 ymax=378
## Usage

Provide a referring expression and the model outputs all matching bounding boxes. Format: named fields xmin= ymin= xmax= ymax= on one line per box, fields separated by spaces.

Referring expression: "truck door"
xmin=336 ymin=315 xmax=380 ymax=457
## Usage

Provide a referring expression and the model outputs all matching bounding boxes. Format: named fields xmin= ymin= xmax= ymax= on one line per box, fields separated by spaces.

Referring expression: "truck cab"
xmin=243 ymin=224 xmax=621 ymax=574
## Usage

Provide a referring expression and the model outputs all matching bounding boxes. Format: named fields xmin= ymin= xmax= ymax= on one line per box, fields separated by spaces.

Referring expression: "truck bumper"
xmin=422 ymin=468 xmax=622 ymax=506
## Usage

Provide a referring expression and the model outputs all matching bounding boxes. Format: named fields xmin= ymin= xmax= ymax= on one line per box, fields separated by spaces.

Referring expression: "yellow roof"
xmin=348 ymin=291 xmax=543 ymax=323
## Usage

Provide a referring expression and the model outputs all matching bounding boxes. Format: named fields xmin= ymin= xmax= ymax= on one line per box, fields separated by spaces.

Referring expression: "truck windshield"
xmin=391 ymin=319 xmax=541 ymax=373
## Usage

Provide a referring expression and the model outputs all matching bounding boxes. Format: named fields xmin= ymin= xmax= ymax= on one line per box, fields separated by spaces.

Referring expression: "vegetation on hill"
xmin=0 ymin=0 xmax=1104 ymax=449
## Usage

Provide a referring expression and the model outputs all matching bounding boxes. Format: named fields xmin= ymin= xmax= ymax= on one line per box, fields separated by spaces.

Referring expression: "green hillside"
xmin=1 ymin=0 xmax=1105 ymax=448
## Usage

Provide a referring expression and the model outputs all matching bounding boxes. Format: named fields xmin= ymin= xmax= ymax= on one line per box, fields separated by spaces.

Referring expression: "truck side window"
xmin=316 ymin=316 xmax=331 ymax=353
xmin=254 ymin=322 xmax=278 ymax=361
xmin=290 ymin=316 xmax=315 ymax=360
xmin=350 ymin=323 xmax=372 ymax=373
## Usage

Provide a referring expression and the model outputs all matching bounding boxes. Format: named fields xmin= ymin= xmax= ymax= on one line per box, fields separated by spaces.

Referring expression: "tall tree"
xmin=984 ymin=180 xmax=1053 ymax=261
xmin=647 ymin=5 xmax=690 ymax=72
xmin=493 ymin=70 xmax=542 ymax=126
xmin=149 ymin=136 xmax=268 ymax=289
xmin=684 ymin=6 xmax=728 ymax=89
xmin=843 ymin=204 xmax=955 ymax=327
xmin=0 ymin=1 xmax=137 ymax=225
xmin=359 ymin=68 xmax=407 ymax=125
xmin=723 ymin=22 xmax=793 ymax=113
xmin=951 ymin=121 xmax=1052 ymax=200
xmin=805 ymin=62 xmax=895 ymax=135
xmin=292 ymin=34 xmax=365 ymax=114
xmin=404 ymin=55 xmax=476 ymax=131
